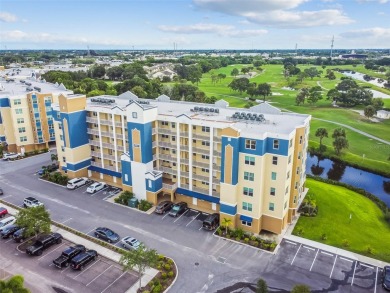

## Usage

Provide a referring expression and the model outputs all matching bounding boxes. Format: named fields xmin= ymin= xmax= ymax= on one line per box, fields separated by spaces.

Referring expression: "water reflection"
xmin=327 ymin=161 xmax=346 ymax=181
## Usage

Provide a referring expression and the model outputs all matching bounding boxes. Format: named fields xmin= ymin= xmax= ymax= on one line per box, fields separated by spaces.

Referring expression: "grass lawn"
xmin=293 ymin=178 xmax=390 ymax=262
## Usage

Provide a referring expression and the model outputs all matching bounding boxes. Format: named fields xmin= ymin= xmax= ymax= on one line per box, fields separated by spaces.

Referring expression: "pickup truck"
xmin=26 ymin=233 xmax=62 ymax=256
xmin=53 ymin=245 xmax=86 ymax=268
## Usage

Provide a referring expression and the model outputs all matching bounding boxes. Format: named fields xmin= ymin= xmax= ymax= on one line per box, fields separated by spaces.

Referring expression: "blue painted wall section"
xmin=145 ymin=176 xmax=162 ymax=192
xmin=88 ymin=165 xmax=121 ymax=178
xmin=220 ymin=203 xmax=237 ymax=215
xmin=66 ymin=159 xmax=91 ymax=172
xmin=220 ymin=137 xmax=239 ymax=185
xmin=127 ymin=121 xmax=152 ymax=163
xmin=0 ymin=98 xmax=10 ymax=107
xmin=0 ymin=136 xmax=5 ymax=142
xmin=240 ymin=215 xmax=253 ymax=223
xmin=60 ymin=111 xmax=88 ymax=148
xmin=121 ymin=159 xmax=132 ymax=186
xmin=238 ymin=137 xmax=288 ymax=156
xmin=175 ymin=187 xmax=220 ymax=204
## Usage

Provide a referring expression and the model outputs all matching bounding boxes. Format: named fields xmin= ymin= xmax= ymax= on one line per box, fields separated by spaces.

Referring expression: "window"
xmin=293 ymin=196 xmax=297 ymax=204
xmin=61 ymin=146 xmax=65 ymax=152
xmin=289 ymin=139 xmax=293 ymax=148
xmin=243 ymin=187 xmax=253 ymax=197
xmin=17 ymin=118 xmax=24 ymax=124
xmin=242 ymin=202 xmax=252 ymax=211
xmin=172 ymin=149 xmax=176 ymax=154
xmin=245 ymin=139 xmax=256 ymax=150
xmin=295 ymin=182 xmax=298 ymax=189
xmin=60 ymin=135 xmax=64 ymax=141
xmin=172 ymin=162 xmax=176 ymax=166
xmin=148 ymin=180 xmax=152 ymax=188
xmin=270 ymin=187 xmax=276 ymax=196
xmin=287 ymin=171 xmax=290 ymax=179
xmin=125 ymin=174 xmax=128 ymax=181
xmin=93 ymin=112 xmax=97 ymax=116
xmin=269 ymin=203 xmax=275 ymax=211
xmin=192 ymin=125 xmax=196 ymax=130
xmin=161 ymin=121 xmax=168 ymax=126
xmin=202 ymin=126 xmax=210 ymax=132
xmin=298 ymin=152 xmax=302 ymax=159
xmin=202 ymin=141 xmax=210 ymax=146
xmin=15 ymin=109 xmax=23 ymax=114
xmin=244 ymin=172 xmax=254 ymax=181
xmin=201 ymin=168 xmax=209 ymax=173
xmin=296 ymin=167 xmax=300 ymax=175
xmin=172 ymin=136 xmax=176 ymax=142
xmin=244 ymin=156 xmax=255 ymax=166
xmin=288 ymin=155 xmax=291 ymax=164
xmin=18 ymin=127 xmax=26 ymax=133
xmin=284 ymin=201 xmax=287 ymax=209
xmin=299 ymin=136 xmax=303 ymax=144
xmin=201 ymin=154 xmax=209 ymax=160
xmin=95 ymin=135 xmax=98 ymax=139
xmin=285 ymin=186 xmax=289 ymax=194
xmin=202 ymin=181 xmax=209 ymax=185
xmin=14 ymin=99 xmax=21 ymax=105
xmin=162 ymin=134 xmax=168 ymax=139
xmin=241 ymin=220 xmax=252 ymax=227
xmin=171 ymin=122 xmax=176 ymax=128
xmin=20 ymin=136 xmax=27 ymax=142
xmin=271 ymin=172 xmax=277 ymax=180
xmin=192 ymin=139 xmax=196 ymax=143
xmin=272 ymin=156 xmax=278 ymax=165
xmin=62 ymin=157 xmax=66 ymax=163
xmin=273 ymin=139 xmax=279 ymax=149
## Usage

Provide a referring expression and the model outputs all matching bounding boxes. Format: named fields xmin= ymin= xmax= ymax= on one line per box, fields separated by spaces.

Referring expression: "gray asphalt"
xmin=0 ymin=153 xmax=387 ymax=293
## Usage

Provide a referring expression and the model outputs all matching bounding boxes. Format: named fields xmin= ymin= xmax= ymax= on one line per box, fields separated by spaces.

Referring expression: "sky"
xmin=0 ymin=0 xmax=389 ymax=50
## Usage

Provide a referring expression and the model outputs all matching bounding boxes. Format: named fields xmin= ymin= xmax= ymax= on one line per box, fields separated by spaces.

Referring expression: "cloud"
xmin=340 ymin=27 xmax=390 ymax=39
xmin=0 ymin=12 xmax=18 ymax=22
xmin=192 ymin=0 xmax=353 ymax=28
xmin=356 ymin=0 xmax=389 ymax=3
xmin=157 ymin=23 xmax=267 ymax=37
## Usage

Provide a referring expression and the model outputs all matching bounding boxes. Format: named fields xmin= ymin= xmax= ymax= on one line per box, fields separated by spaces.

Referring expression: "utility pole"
xmin=330 ymin=35 xmax=334 ymax=59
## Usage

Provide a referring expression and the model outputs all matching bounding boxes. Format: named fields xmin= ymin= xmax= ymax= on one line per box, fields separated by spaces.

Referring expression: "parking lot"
xmin=277 ymin=239 xmax=386 ymax=293
xmin=0 ymin=230 xmax=137 ymax=293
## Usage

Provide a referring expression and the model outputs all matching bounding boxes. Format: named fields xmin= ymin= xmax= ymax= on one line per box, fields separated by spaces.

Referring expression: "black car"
xmin=0 ymin=187 xmax=3 ymax=195
xmin=94 ymin=227 xmax=119 ymax=243
xmin=202 ymin=213 xmax=220 ymax=230
xmin=26 ymin=233 xmax=63 ymax=256
xmin=70 ymin=250 xmax=98 ymax=270
xmin=169 ymin=202 xmax=188 ymax=217
xmin=155 ymin=201 xmax=173 ymax=214
xmin=383 ymin=266 xmax=390 ymax=290
xmin=0 ymin=224 xmax=20 ymax=239
xmin=53 ymin=245 xmax=86 ymax=268
xmin=12 ymin=228 xmax=26 ymax=243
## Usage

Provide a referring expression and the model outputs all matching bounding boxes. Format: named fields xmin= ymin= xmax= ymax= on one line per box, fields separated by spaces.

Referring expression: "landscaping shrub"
xmin=164 ymin=264 xmax=171 ymax=271
xmin=250 ymin=235 xmax=257 ymax=241
xmin=114 ymin=191 xmax=134 ymax=205
xmin=366 ymin=245 xmax=375 ymax=255
xmin=296 ymin=227 xmax=304 ymax=236
xmin=321 ymin=233 xmax=327 ymax=241
xmin=244 ymin=238 xmax=249 ymax=243
xmin=139 ymin=199 xmax=153 ymax=212
xmin=342 ymin=239 xmax=350 ymax=247
xmin=168 ymin=271 xmax=174 ymax=278
xmin=161 ymin=272 xmax=167 ymax=279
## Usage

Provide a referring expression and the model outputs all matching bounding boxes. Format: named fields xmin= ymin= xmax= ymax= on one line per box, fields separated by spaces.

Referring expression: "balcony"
xmin=157 ymin=166 xmax=175 ymax=175
xmin=152 ymin=141 xmax=157 ymax=148
xmin=162 ymin=178 xmax=178 ymax=191
xmin=180 ymin=158 xmax=189 ymax=164
xmin=193 ymin=173 xmax=209 ymax=182
xmin=212 ymin=177 xmax=220 ymax=184
xmin=181 ymin=183 xmax=189 ymax=189
xmin=158 ymin=141 xmax=176 ymax=149
xmin=192 ymin=133 xmax=210 ymax=140
xmin=115 ymin=121 xmax=122 ymax=127
xmin=192 ymin=147 xmax=209 ymax=155
xmin=180 ymin=131 xmax=189 ymax=137
xmin=117 ymin=145 xmax=125 ymax=152
xmin=91 ymin=151 xmax=101 ymax=158
xmin=91 ymin=161 xmax=102 ymax=168
xmin=192 ymin=186 xmax=209 ymax=195
xmin=192 ymin=160 xmax=209 ymax=168
xmin=89 ymin=139 xmax=100 ymax=147
xmin=86 ymin=117 xmax=98 ymax=124
xmin=181 ymin=171 xmax=189 ymax=178
xmin=99 ymin=119 xmax=111 ymax=126
xmin=159 ymin=154 xmax=176 ymax=162
xmin=213 ymin=150 xmax=221 ymax=157
xmin=212 ymin=190 xmax=220 ymax=197
xmin=158 ymin=128 xmax=175 ymax=135
xmin=214 ymin=136 xmax=221 ymax=142
xmin=87 ymin=128 xmax=99 ymax=135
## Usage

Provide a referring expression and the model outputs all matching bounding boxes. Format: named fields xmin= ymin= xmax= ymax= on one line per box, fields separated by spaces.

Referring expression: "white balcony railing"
xmin=163 ymin=182 xmax=178 ymax=190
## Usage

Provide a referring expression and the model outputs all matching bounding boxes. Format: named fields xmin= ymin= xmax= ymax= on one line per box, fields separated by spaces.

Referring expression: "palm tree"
xmin=315 ymin=128 xmax=328 ymax=151
xmin=222 ymin=218 xmax=232 ymax=235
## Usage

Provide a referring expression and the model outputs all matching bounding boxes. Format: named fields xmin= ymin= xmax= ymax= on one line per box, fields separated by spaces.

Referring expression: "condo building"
xmin=0 ymin=73 xmax=72 ymax=153
xmin=52 ymin=92 xmax=310 ymax=234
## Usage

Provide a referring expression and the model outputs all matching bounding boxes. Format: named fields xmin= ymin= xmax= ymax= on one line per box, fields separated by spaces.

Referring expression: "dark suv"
xmin=26 ymin=233 xmax=63 ymax=256
xmin=13 ymin=228 xmax=26 ymax=243
xmin=70 ymin=250 xmax=98 ymax=270
xmin=169 ymin=202 xmax=188 ymax=217
xmin=94 ymin=227 xmax=119 ymax=243
xmin=202 ymin=213 xmax=220 ymax=230
xmin=383 ymin=266 xmax=390 ymax=291
xmin=53 ymin=245 xmax=86 ymax=268
xmin=155 ymin=201 xmax=173 ymax=214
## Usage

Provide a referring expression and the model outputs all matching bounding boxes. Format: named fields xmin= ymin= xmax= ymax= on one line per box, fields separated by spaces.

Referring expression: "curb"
xmin=37 ymin=178 xmax=67 ymax=188
xmin=106 ymin=200 xmax=155 ymax=215
xmin=163 ymin=257 xmax=179 ymax=293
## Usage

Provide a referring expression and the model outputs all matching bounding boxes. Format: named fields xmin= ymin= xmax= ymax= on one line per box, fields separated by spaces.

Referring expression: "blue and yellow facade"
xmin=52 ymin=93 xmax=310 ymax=235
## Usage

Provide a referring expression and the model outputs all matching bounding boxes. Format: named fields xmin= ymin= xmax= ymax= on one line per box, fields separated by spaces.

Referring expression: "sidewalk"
xmin=0 ymin=202 xmax=159 ymax=292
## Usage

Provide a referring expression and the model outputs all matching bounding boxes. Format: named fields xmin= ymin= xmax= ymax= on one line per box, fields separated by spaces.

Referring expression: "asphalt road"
xmin=0 ymin=153 xmax=387 ymax=293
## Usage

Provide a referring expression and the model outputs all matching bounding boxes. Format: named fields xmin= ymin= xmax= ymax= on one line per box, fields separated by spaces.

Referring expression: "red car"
xmin=0 ymin=207 xmax=8 ymax=218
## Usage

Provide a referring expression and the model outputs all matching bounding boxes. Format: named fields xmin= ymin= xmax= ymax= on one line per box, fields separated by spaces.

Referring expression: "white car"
xmin=23 ymin=197 xmax=44 ymax=208
xmin=66 ymin=177 xmax=89 ymax=190
xmin=0 ymin=216 xmax=16 ymax=233
xmin=86 ymin=182 xmax=107 ymax=194
xmin=2 ymin=153 xmax=21 ymax=161
xmin=120 ymin=236 xmax=141 ymax=250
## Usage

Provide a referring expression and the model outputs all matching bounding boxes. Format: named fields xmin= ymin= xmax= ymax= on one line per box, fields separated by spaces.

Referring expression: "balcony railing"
xmin=158 ymin=141 xmax=176 ymax=149
xmin=192 ymin=186 xmax=209 ymax=195
xmin=91 ymin=161 xmax=102 ymax=168
xmin=192 ymin=160 xmax=209 ymax=168
xmin=91 ymin=151 xmax=101 ymax=158
xmin=157 ymin=166 xmax=175 ymax=175
xmin=86 ymin=117 xmax=98 ymax=124
xmin=157 ymin=128 xmax=176 ymax=135
xmin=152 ymin=141 xmax=157 ymax=148
xmin=213 ymin=150 xmax=221 ymax=157
xmin=87 ymin=128 xmax=99 ymax=135
xmin=193 ymin=173 xmax=209 ymax=182
xmin=212 ymin=191 xmax=220 ymax=197
xmin=213 ymin=136 xmax=221 ymax=142
xmin=163 ymin=182 xmax=178 ymax=190
xmin=180 ymin=183 xmax=189 ymax=189
xmin=192 ymin=133 xmax=210 ymax=140
xmin=192 ymin=147 xmax=209 ymax=155
xmin=159 ymin=154 xmax=176 ymax=161
xmin=89 ymin=139 xmax=100 ymax=146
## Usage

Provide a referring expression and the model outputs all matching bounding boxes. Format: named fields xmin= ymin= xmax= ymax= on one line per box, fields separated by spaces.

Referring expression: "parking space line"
xmin=86 ymin=265 xmax=112 ymax=286
xmin=85 ymin=227 xmax=96 ymax=235
xmin=330 ymin=255 xmax=338 ymax=278
xmin=351 ymin=261 xmax=358 ymax=286
xmin=0 ymin=195 xmax=12 ymax=199
xmin=360 ymin=263 xmax=374 ymax=269
xmin=162 ymin=212 xmax=170 ymax=220
xmin=198 ymin=226 xmax=203 ymax=231
xmin=320 ymin=251 xmax=333 ymax=257
xmin=101 ymin=271 xmax=127 ymax=293
xmin=61 ymin=218 xmax=72 ymax=224
xmin=309 ymin=249 xmax=319 ymax=271
xmin=285 ymin=240 xmax=297 ymax=245
xmin=340 ymin=257 xmax=353 ymax=263
xmin=61 ymin=266 xmax=71 ymax=274
xmin=91 ymin=188 xmax=108 ymax=196
xmin=5 ymin=238 xmax=13 ymax=243
xmin=173 ymin=210 xmax=188 ymax=223
xmin=186 ymin=212 xmax=200 ymax=227
xmin=73 ymin=259 xmax=100 ymax=279
xmin=375 ymin=266 xmax=378 ymax=293
xmin=37 ymin=243 xmax=65 ymax=260
xmin=290 ymin=243 xmax=302 ymax=265
xmin=303 ymin=245 xmax=315 ymax=251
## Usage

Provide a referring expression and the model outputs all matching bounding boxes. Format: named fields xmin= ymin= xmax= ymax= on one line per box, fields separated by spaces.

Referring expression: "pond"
xmin=341 ymin=71 xmax=390 ymax=99
xmin=306 ymin=154 xmax=390 ymax=207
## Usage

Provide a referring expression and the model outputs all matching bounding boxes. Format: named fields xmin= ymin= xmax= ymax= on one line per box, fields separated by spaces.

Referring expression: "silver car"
xmin=121 ymin=236 xmax=141 ymax=250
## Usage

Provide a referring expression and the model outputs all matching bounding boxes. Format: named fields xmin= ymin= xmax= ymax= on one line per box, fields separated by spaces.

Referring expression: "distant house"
xmin=376 ymin=110 xmax=390 ymax=119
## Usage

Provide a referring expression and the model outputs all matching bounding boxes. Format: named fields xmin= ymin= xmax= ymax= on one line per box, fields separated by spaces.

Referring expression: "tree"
xmin=228 ymin=78 xmax=250 ymax=94
xmin=364 ymin=105 xmax=376 ymax=119
xmin=256 ymin=278 xmax=268 ymax=293
xmin=231 ymin=68 xmax=239 ymax=76
xmin=131 ymin=86 xmax=147 ymax=99
xmin=333 ymin=136 xmax=349 ymax=156
xmin=257 ymin=83 xmax=272 ymax=102
xmin=221 ymin=218 xmax=232 ymax=234
xmin=332 ymin=128 xmax=346 ymax=139
xmin=291 ymin=284 xmax=311 ymax=293
xmin=326 ymin=88 xmax=340 ymax=101
xmin=119 ymin=244 xmax=159 ymax=290
xmin=325 ymin=69 xmax=336 ymax=80
xmin=15 ymin=205 xmax=51 ymax=239
xmin=372 ymin=98 xmax=384 ymax=110
xmin=336 ymin=78 xmax=358 ymax=92
xmin=241 ymin=67 xmax=250 ymax=74
xmin=0 ymin=275 xmax=30 ymax=293
xmin=295 ymin=88 xmax=309 ymax=106
xmin=315 ymin=128 xmax=328 ymax=151
xmin=304 ymin=67 xmax=320 ymax=80
xmin=307 ymin=86 xmax=322 ymax=105
xmin=50 ymin=153 xmax=58 ymax=162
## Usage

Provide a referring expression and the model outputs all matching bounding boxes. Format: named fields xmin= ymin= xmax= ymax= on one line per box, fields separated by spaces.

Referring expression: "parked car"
xmin=38 ymin=164 xmax=59 ymax=176
xmin=13 ymin=228 xmax=26 ymax=243
xmin=121 ymin=236 xmax=141 ymax=250
xmin=202 ymin=213 xmax=220 ymax=231
xmin=0 ymin=187 xmax=3 ymax=195
xmin=383 ymin=266 xmax=390 ymax=291
xmin=66 ymin=177 xmax=89 ymax=190
xmin=0 ymin=207 xmax=8 ymax=218
xmin=23 ymin=197 xmax=44 ymax=208
xmin=0 ymin=224 xmax=20 ymax=239
xmin=2 ymin=152 xmax=21 ymax=161
xmin=155 ymin=201 xmax=173 ymax=214
xmin=94 ymin=227 xmax=119 ymax=243
xmin=70 ymin=250 xmax=98 ymax=270
xmin=0 ymin=217 xmax=16 ymax=233
xmin=53 ymin=245 xmax=86 ymax=268
xmin=26 ymin=233 xmax=63 ymax=256
xmin=169 ymin=202 xmax=188 ymax=217
xmin=86 ymin=182 xmax=107 ymax=194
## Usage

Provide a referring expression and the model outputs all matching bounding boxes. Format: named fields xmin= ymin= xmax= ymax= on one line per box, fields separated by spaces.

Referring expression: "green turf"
xmin=293 ymin=178 xmax=390 ymax=262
